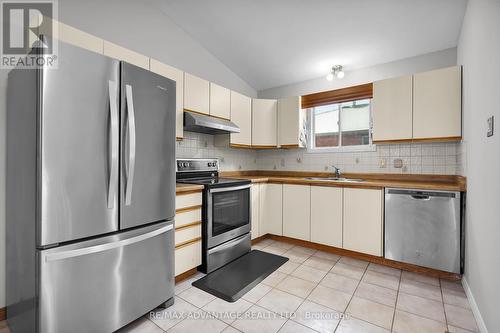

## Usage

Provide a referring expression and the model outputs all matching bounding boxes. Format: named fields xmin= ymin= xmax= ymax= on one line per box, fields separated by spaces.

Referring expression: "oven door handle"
xmin=208 ymin=184 xmax=251 ymax=193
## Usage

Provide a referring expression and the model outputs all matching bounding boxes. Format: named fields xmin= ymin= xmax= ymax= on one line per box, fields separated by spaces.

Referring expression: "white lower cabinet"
xmin=175 ymin=241 xmax=202 ymax=276
xmin=310 ymin=186 xmax=343 ymax=248
xmin=257 ymin=183 xmax=384 ymax=257
xmin=343 ymin=188 xmax=384 ymax=256
xmin=175 ymin=190 xmax=203 ymax=276
xmin=251 ymin=184 xmax=261 ymax=239
xmin=259 ymin=184 xmax=283 ymax=235
xmin=283 ymin=185 xmax=310 ymax=241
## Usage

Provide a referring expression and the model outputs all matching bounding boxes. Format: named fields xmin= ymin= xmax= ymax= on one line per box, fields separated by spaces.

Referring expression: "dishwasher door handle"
xmin=410 ymin=195 xmax=431 ymax=200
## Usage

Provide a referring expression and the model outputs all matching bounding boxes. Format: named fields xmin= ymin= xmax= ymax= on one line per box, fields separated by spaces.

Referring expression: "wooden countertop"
xmin=221 ymin=171 xmax=466 ymax=191
xmin=176 ymin=183 xmax=204 ymax=193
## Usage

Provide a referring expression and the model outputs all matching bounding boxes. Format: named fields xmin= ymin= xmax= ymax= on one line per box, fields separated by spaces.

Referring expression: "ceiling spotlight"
xmin=326 ymin=65 xmax=345 ymax=80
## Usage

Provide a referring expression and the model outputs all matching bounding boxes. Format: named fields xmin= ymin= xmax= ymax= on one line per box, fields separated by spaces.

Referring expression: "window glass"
xmin=310 ymin=99 xmax=372 ymax=150
xmin=340 ymin=99 xmax=371 ymax=146
xmin=313 ymin=104 xmax=339 ymax=147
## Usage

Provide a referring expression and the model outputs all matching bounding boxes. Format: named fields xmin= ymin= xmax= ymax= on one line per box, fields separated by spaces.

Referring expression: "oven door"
xmin=207 ymin=184 xmax=251 ymax=249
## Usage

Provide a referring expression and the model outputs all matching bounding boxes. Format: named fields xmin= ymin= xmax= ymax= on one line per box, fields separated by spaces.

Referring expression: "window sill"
xmin=307 ymin=144 xmax=377 ymax=154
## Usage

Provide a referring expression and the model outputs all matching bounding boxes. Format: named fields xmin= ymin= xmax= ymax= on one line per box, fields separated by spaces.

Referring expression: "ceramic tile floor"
xmin=0 ymin=239 xmax=479 ymax=333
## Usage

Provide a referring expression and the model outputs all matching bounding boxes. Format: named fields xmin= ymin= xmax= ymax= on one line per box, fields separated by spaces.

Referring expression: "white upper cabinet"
xmin=55 ymin=21 xmax=103 ymax=54
xmin=149 ymin=59 xmax=184 ymax=139
xmin=413 ymin=66 xmax=462 ymax=139
xmin=372 ymin=75 xmax=413 ymax=142
xmin=343 ymin=188 xmax=383 ymax=256
xmin=103 ymin=41 xmax=149 ymax=69
xmin=210 ymin=83 xmax=231 ymax=119
xmin=283 ymin=185 xmax=310 ymax=241
xmin=184 ymin=73 xmax=210 ymax=115
xmin=259 ymin=183 xmax=282 ymax=236
xmin=252 ymin=98 xmax=278 ymax=147
xmin=311 ymin=186 xmax=343 ymax=248
xmin=230 ymin=91 xmax=252 ymax=146
xmin=278 ymin=96 xmax=307 ymax=148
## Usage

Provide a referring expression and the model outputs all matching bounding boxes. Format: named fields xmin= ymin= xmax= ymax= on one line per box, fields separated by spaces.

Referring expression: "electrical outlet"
xmin=394 ymin=158 xmax=403 ymax=168
xmin=379 ymin=158 xmax=387 ymax=168
xmin=487 ymin=116 xmax=494 ymax=137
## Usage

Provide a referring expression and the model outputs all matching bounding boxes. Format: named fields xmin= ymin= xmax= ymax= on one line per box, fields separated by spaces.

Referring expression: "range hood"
xmin=183 ymin=111 xmax=240 ymax=134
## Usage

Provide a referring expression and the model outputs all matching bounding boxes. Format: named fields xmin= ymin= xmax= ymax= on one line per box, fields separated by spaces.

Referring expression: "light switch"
xmin=487 ymin=116 xmax=494 ymax=137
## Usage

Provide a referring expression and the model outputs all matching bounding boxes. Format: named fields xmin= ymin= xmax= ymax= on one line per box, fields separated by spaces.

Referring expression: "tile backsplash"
xmin=177 ymin=132 xmax=463 ymax=175
xmin=257 ymin=142 xmax=462 ymax=175
xmin=176 ymin=132 xmax=257 ymax=171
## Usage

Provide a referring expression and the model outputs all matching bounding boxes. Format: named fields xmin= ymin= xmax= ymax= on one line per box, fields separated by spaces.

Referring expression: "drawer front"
xmin=176 ymin=209 xmax=201 ymax=228
xmin=175 ymin=224 xmax=202 ymax=246
xmin=175 ymin=240 xmax=202 ymax=276
xmin=176 ymin=192 xmax=202 ymax=210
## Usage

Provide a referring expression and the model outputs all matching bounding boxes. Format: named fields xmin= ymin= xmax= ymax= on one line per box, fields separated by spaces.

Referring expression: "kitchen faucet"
xmin=331 ymin=165 xmax=341 ymax=178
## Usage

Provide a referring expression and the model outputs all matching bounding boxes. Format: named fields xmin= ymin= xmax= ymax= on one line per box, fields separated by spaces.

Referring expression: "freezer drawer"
xmin=39 ymin=221 xmax=174 ymax=333
xmin=384 ymin=188 xmax=462 ymax=273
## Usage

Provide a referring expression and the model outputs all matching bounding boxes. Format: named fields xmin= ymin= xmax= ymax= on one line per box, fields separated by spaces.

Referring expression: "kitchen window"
xmin=308 ymin=98 xmax=375 ymax=152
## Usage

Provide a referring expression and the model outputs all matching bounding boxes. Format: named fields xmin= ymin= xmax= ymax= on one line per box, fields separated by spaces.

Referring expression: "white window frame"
xmin=307 ymin=99 xmax=376 ymax=153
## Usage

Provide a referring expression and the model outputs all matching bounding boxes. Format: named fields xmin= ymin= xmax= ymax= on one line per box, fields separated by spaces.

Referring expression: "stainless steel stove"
xmin=176 ymin=159 xmax=251 ymax=273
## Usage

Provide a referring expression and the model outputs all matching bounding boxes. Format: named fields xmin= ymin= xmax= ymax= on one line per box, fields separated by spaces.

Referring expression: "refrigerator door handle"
xmin=107 ymin=80 xmax=119 ymax=209
xmin=43 ymin=224 xmax=173 ymax=262
xmin=125 ymin=84 xmax=136 ymax=206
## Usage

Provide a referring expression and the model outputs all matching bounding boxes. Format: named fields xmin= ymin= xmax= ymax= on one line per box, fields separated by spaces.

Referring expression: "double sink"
xmin=305 ymin=177 xmax=364 ymax=183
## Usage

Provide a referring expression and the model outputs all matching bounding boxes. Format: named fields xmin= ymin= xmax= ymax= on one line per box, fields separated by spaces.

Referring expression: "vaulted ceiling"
xmin=153 ymin=0 xmax=467 ymax=91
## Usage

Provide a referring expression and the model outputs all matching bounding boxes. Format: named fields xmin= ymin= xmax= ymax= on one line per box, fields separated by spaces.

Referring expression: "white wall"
xmin=58 ymin=0 xmax=256 ymax=97
xmin=457 ymin=0 xmax=500 ymax=331
xmin=258 ymin=48 xmax=457 ymax=98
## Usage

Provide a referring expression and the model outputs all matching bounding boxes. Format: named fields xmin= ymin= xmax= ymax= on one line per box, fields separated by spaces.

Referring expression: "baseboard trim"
xmin=251 ymin=234 xmax=270 ymax=245
xmin=175 ymin=267 xmax=199 ymax=284
xmin=462 ymin=277 xmax=488 ymax=333
xmin=256 ymin=234 xmax=461 ymax=280
xmin=0 ymin=307 xmax=5 ymax=321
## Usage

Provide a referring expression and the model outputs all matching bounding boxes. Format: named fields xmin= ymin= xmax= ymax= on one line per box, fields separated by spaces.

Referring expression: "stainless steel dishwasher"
xmin=384 ymin=188 xmax=463 ymax=274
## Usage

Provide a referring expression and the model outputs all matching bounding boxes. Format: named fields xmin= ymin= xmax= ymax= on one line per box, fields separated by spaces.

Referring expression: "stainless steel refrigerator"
xmin=6 ymin=40 xmax=176 ymax=333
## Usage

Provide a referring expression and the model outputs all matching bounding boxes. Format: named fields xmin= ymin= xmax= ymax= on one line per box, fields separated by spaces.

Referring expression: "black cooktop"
xmin=177 ymin=177 xmax=251 ymax=188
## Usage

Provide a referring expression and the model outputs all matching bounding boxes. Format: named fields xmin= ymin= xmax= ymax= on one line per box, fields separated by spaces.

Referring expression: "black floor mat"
xmin=192 ymin=250 xmax=288 ymax=302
